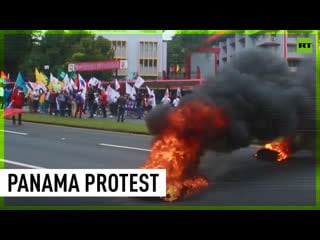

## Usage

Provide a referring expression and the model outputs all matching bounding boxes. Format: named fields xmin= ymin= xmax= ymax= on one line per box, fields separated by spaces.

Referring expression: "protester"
xmin=116 ymin=94 xmax=127 ymax=122
xmin=10 ymin=87 xmax=25 ymax=125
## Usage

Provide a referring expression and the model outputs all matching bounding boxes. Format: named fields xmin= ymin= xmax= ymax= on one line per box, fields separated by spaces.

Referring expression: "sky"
xmin=162 ymin=30 xmax=176 ymax=41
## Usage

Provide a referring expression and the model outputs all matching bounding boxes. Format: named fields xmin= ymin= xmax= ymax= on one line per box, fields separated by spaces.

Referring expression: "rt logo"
xmin=296 ymin=38 xmax=313 ymax=54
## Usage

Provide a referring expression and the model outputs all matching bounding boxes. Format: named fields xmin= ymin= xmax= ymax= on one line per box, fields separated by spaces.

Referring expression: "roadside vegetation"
xmin=6 ymin=113 xmax=150 ymax=135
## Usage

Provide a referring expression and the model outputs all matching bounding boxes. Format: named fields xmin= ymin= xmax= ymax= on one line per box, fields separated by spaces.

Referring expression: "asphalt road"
xmin=2 ymin=120 xmax=316 ymax=207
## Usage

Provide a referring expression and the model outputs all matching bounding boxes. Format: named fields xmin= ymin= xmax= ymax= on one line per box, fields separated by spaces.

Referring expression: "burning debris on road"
xmin=141 ymin=48 xmax=316 ymax=202
xmin=254 ymin=136 xmax=292 ymax=162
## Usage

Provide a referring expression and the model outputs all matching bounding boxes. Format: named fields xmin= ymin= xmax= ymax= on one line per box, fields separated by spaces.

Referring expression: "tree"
xmin=167 ymin=32 xmax=212 ymax=78
xmin=21 ymin=30 xmax=114 ymax=82
xmin=68 ymin=35 xmax=114 ymax=80
xmin=3 ymin=30 xmax=36 ymax=80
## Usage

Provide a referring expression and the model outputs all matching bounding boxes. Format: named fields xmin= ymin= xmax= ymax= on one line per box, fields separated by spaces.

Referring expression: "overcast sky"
xmin=162 ymin=30 xmax=176 ymax=41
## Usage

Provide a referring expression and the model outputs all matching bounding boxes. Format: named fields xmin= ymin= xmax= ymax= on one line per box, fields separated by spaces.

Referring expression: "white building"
xmin=98 ymin=31 xmax=167 ymax=80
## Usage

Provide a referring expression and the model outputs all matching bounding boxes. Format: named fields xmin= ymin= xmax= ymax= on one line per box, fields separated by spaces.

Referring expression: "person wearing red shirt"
xmin=100 ymin=89 xmax=107 ymax=118
xmin=10 ymin=87 xmax=25 ymax=125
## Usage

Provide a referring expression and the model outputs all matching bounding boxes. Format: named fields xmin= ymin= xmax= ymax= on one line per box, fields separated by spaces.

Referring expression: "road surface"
xmin=2 ymin=120 xmax=316 ymax=207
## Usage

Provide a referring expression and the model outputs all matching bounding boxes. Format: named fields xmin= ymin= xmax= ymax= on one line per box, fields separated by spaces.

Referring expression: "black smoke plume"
xmin=146 ymin=48 xmax=316 ymax=154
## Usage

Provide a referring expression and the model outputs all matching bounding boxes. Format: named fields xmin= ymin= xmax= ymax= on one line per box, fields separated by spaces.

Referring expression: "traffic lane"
xmin=196 ymin=148 xmax=315 ymax=206
xmin=5 ymin=147 xmax=316 ymax=206
xmin=4 ymin=120 xmax=153 ymax=149
xmin=4 ymin=123 xmax=150 ymax=169
xmin=5 ymin=134 xmax=149 ymax=169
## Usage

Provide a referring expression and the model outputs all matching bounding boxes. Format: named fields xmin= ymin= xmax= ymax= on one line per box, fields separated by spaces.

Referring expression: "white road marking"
xmin=0 ymin=159 xmax=46 ymax=169
xmin=0 ymin=130 xmax=28 ymax=135
xmin=99 ymin=143 xmax=150 ymax=152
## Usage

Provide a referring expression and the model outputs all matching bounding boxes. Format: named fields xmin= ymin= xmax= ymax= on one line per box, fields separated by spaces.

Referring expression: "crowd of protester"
xmin=3 ymin=83 xmax=183 ymax=123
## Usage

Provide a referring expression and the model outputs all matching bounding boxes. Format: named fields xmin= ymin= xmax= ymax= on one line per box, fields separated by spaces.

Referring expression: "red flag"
xmin=2 ymin=108 xmax=25 ymax=117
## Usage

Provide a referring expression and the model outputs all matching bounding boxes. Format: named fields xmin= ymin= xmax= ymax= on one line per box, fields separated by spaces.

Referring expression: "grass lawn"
xmin=12 ymin=113 xmax=150 ymax=135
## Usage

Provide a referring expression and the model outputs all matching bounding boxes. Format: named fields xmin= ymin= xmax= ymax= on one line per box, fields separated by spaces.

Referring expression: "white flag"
xmin=63 ymin=74 xmax=72 ymax=92
xmin=176 ymin=87 xmax=182 ymax=98
xmin=50 ymin=73 xmax=59 ymax=85
xmin=161 ymin=88 xmax=171 ymax=104
xmin=107 ymin=85 xmax=120 ymax=103
xmin=88 ymin=77 xmax=100 ymax=87
xmin=164 ymin=88 xmax=169 ymax=97
xmin=126 ymin=82 xmax=136 ymax=100
xmin=125 ymin=82 xmax=132 ymax=95
xmin=134 ymin=76 xmax=145 ymax=89
xmin=146 ymin=85 xmax=152 ymax=96
xmin=150 ymin=90 xmax=156 ymax=107
xmin=115 ymin=79 xmax=120 ymax=90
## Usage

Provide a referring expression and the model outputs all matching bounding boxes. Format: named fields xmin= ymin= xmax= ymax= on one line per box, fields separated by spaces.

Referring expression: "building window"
xmin=138 ymin=41 xmax=158 ymax=76
xmin=139 ymin=59 xmax=158 ymax=76
xmin=112 ymin=40 xmax=127 ymax=59
xmin=111 ymin=40 xmax=128 ymax=77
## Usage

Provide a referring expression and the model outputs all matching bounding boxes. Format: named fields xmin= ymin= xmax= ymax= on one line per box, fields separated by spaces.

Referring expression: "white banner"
xmin=134 ymin=76 xmax=145 ymax=89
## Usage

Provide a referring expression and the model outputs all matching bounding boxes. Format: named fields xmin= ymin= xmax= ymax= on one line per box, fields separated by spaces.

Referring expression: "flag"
xmin=78 ymin=74 xmax=87 ymax=95
xmin=150 ymin=90 xmax=156 ymax=107
xmin=53 ymin=84 xmax=62 ymax=93
xmin=57 ymin=69 xmax=66 ymax=80
xmin=88 ymin=77 xmax=102 ymax=89
xmin=35 ymin=68 xmax=48 ymax=86
xmin=164 ymin=87 xmax=169 ymax=97
xmin=146 ymin=86 xmax=152 ymax=96
xmin=134 ymin=76 xmax=145 ymax=89
xmin=69 ymin=78 xmax=77 ymax=90
xmin=88 ymin=77 xmax=100 ymax=87
xmin=63 ymin=74 xmax=73 ymax=92
xmin=15 ymin=72 xmax=28 ymax=93
xmin=125 ymin=82 xmax=132 ymax=95
xmin=36 ymin=82 xmax=47 ymax=93
xmin=2 ymin=108 xmax=25 ymax=117
xmin=106 ymin=85 xmax=120 ymax=103
xmin=48 ymin=73 xmax=65 ymax=92
xmin=69 ymin=71 xmax=79 ymax=89
xmin=50 ymin=73 xmax=59 ymax=85
xmin=161 ymin=87 xmax=170 ymax=104
xmin=115 ymin=79 xmax=120 ymax=90
xmin=176 ymin=87 xmax=182 ymax=98
xmin=126 ymin=82 xmax=136 ymax=100
xmin=27 ymin=81 xmax=37 ymax=91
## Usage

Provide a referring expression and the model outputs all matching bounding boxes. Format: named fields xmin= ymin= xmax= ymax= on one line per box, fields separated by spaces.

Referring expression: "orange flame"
xmin=262 ymin=137 xmax=292 ymax=161
xmin=141 ymin=100 xmax=229 ymax=202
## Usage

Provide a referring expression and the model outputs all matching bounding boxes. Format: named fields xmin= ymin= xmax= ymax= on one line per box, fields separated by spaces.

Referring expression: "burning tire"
xmin=253 ymin=148 xmax=280 ymax=162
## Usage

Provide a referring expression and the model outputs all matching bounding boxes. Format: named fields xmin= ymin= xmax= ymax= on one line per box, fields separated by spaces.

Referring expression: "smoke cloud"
xmin=146 ymin=48 xmax=316 ymax=153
